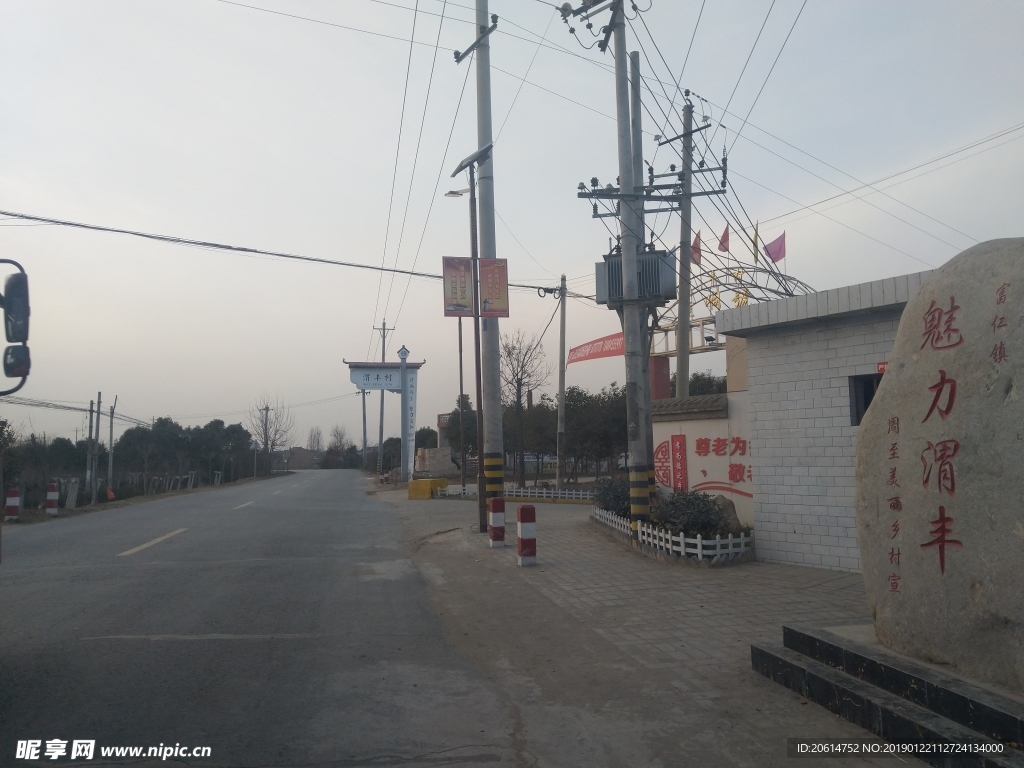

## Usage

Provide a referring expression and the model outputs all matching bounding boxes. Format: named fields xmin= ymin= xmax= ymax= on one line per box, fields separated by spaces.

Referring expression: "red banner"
xmin=671 ymin=435 xmax=688 ymax=492
xmin=566 ymin=332 xmax=623 ymax=365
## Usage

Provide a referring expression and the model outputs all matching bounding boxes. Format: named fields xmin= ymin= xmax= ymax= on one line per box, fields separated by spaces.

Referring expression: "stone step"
xmin=752 ymin=643 xmax=1020 ymax=768
xmin=782 ymin=623 xmax=1024 ymax=749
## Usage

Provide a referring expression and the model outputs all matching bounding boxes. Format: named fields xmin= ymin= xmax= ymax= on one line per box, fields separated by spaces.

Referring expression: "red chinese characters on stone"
xmin=887 ymin=417 xmax=899 ymax=434
xmin=923 ymin=370 xmax=957 ymax=423
xmin=991 ymin=341 xmax=1008 ymax=364
xmin=888 ymin=547 xmax=901 ymax=565
xmin=921 ymin=296 xmax=964 ymax=351
xmin=729 ymin=437 xmax=747 ymax=456
xmin=711 ymin=438 xmax=728 ymax=457
xmin=888 ymin=497 xmax=902 ymax=511
xmin=694 ymin=438 xmax=710 ymax=457
xmin=886 ymin=467 xmax=900 ymax=487
xmin=996 ymin=282 xmax=1009 ymax=305
xmin=921 ymin=439 xmax=960 ymax=496
xmin=992 ymin=316 xmax=1008 ymax=333
xmin=728 ymin=463 xmax=747 ymax=483
xmin=891 ymin=520 xmax=900 ymax=538
xmin=920 ymin=506 xmax=963 ymax=575
xmin=889 ymin=442 xmax=899 ymax=460
xmin=887 ymin=573 xmax=901 ymax=593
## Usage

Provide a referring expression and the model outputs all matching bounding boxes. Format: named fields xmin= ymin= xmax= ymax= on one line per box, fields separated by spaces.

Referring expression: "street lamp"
xmin=444 ymin=187 xmax=473 ymax=496
xmin=449 ymin=143 xmax=492 ymax=533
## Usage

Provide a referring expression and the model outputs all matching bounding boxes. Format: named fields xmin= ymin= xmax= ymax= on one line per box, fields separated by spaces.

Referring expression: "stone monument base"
xmin=752 ymin=622 xmax=1023 ymax=767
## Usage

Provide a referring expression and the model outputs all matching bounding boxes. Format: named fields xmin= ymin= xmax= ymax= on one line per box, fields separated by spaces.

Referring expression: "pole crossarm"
xmin=657 ymin=122 xmax=711 ymax=145
xmin=454 ymin=16 xmax=497 ymax=64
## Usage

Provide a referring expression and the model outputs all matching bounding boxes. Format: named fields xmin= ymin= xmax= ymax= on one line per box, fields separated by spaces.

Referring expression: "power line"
xmin=728 ymin=0 xmax=807 ymax=155
xmin=368 ymin=1 xmax=421 ymax=361
xmin=0 ymin=208 xmax=585 ymax=297
xmin=392 ymin=53 xmax=475 ymax=325
xmin=381 ymin=0 xmax=445 ymax=330
xmin=707 ymin=0 xmax=776 ymax=151
xmin=495 ymin=8 xmax=558 ymax=141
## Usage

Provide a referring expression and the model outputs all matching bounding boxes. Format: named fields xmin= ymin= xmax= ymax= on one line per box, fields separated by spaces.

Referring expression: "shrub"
xmin=652 ymin=490 xmax=725 ymax=537
xmin=594 ymin=476 xmax=630 ymax=518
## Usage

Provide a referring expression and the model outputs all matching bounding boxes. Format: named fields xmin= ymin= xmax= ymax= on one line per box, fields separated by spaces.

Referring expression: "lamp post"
xmin=450 ymin=143 xmax=492 ymax=533
xmin=445 ymin=187 xmax=472 ymax=494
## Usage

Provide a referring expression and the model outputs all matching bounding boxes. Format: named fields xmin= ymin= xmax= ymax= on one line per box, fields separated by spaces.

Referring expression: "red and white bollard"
xmin=46 ymin=482 xmax=60 ymax=517
xmin=4 ymin=488 xmax=21 ymax=522
xmin=487 ymin=497 xmax=505 ymax=548
xmin=517 ymin=504 xmax=536 ymax=566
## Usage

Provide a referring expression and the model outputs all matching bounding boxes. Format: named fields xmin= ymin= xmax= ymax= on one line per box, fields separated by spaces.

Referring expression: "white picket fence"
xmin=503 ymin=485 xmax=593 ymax=502
xmin=435 ymin=485 xmax=594 ymax=502
xmin=591 ymin=506 xmax=753 ymax=563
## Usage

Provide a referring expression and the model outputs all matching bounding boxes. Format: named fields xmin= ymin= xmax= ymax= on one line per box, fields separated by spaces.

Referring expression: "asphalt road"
xmin=0 ymin=471 xmax=513 ymax=767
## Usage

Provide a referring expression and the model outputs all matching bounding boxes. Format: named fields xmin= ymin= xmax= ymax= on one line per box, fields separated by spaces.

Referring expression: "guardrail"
xmin=503 ymin=485 xmax=593 ymax=502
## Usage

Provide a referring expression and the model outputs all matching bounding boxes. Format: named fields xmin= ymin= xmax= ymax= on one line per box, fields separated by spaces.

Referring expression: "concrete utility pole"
xmin=677 ymin=98 xmax=694 ymax=398
xmin=469 ymin=163 xmax=487 ymax=531
xmin=91 ymin=392 xmax=101 ymax=505
xmin=108 ymin=396 xmax=117 ymax=490
xmin=556 ymin=274 xmax=567 ymax=490
xmin=631 ymin=49 xmax=656 ymax=498
xmin=261 ymin=404 xmax=271 ymax=475
xmin=398 ymin=346 xmax=410 ymax=482
xmin=458 ymin=316 xmax=467 ymax=491
xmin=474 ymin=0 xmax=505 ymax=511
xmin=86 ymin=400 xmax=94 ymax=490
xmin=361 ymin=390 xmax=368 ymax=470
xmin=374 ymin=320 xmax=392 ymax=475
xmin=612 ymin=7 xmax=651 ymax=533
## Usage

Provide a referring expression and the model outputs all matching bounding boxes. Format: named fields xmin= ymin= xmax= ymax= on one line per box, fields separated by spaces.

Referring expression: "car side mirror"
xmin=3 ymin=345 xmax=30 ymax=378
xmin=3 ymin=271 xmax=29 ymax=343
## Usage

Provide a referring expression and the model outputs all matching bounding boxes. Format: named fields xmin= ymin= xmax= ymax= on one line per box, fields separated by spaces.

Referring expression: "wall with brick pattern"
xmin=745 ymin=310 xmax=904 ymax=572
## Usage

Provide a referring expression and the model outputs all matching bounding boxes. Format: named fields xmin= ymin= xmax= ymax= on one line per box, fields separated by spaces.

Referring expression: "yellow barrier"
xmin=408 ymin=478 xmax=448 ymax=500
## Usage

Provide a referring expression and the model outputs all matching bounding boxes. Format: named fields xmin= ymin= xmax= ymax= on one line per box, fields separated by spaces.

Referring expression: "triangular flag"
xmin=753 ymin=222 xmax=759 ymax=264
xmin=691 ymin=231 xmax=701 ymax=265
xmin=764 ymin=231 xmax=786 ymax=263
xmin=717 ymin=224 xmax=729 ymax=252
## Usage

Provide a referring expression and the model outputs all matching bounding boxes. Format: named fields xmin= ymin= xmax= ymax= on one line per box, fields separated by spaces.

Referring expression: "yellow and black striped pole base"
xmin=483 ymin=453 xmax=504 ymax=500
xmin=629 ymin=468 xmax=650 ymax=537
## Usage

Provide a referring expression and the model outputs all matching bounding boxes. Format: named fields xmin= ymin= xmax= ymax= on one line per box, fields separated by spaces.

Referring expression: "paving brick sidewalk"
xmin=384 ymin=490 xmax=918 ymax=767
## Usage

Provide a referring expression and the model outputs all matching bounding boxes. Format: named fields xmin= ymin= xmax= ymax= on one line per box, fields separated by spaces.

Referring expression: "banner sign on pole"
xmin=479 ymin=259 xmax=510 ymax=318
xmin=442 ymin=257 xmax=474 ymax=317
xmin=566 ymin=332 xmax=624 ymax=365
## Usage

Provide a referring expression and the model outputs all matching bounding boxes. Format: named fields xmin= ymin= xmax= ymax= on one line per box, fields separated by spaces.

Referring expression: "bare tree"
xmin=306 ymin=427 xmax=323 ymax=452
xmin=500 ymin=330 xmax=552 ymax=488
xmin=0 ymin=418 xmax=20 ymax=493
xmin=246 ymin=396 xmax=295 ymax=474
xmin=328 ymin=425 xmax=350 ymax=451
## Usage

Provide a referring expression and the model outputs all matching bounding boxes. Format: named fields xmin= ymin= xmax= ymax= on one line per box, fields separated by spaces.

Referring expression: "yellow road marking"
xmin=233 ymin=501 xmax=253 ymax=510
xmin=117 ymin=528 xmax=187 ymax=557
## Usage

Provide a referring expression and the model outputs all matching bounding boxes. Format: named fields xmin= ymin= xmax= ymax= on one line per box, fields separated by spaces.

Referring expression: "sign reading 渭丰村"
xmin=348 ymin=364 xmax=420 ymax=392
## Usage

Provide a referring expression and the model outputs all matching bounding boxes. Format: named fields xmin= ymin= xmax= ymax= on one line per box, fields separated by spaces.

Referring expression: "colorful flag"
xmin=717 ymin=224 xmax=729 ymax=252
xmin=691 ymin=231 xmax=701 ymax=265
xmin=764 ymin=231 xmax=786 ymax=263
xmin=753 ymin=222 xmax=759 ymax=264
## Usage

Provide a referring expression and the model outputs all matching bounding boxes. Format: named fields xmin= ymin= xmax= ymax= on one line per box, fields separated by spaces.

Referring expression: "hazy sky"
xmin=1 ymin=0 xmax=1021 ymax=448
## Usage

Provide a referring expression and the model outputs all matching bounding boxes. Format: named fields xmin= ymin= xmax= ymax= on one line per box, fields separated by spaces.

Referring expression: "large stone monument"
xmin=855 ymin=238 xmax=1024 ymax=693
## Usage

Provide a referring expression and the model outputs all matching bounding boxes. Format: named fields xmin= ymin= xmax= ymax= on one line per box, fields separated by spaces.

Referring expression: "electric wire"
xmin=368 ymin=1 xmax=421 ymax=361
xmin=381 ymin=0 xmax=444 ymax=330
xmin=392 ymin=52 xmax=475 ymax=325
xmin=728 ymin=0 xmax=807 ymax=156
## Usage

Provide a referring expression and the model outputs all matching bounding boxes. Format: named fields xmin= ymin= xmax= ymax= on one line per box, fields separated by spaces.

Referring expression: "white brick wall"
xmin=746 ymin=310 xmax=903 ymax=572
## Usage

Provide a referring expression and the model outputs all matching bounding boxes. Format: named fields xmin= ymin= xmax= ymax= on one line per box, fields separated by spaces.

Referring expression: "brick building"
xmin=713 ymin=270 xmax=933 ymax=572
